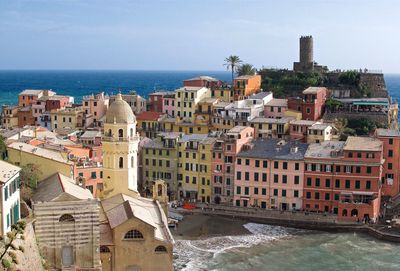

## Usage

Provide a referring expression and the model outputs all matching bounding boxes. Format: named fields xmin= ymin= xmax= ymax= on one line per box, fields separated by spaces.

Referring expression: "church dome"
xmin=105 ymin=93 xmax=136 ymax=124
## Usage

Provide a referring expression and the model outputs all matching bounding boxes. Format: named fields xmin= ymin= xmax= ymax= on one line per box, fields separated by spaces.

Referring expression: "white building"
xmin=0 ymin=160 xmax=21 ymax=237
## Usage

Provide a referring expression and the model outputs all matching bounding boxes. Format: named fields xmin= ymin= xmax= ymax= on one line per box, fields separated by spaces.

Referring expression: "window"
xmin=236 ymin=186 xmax=241 ymax=194
xmin=345 ymin=166 xmax=352 ymax=173
xmin=124 ymin=230 xmax=144 ymax=240
xmin=307 ymin=178 xmax=312 ymax=186
xmin=366 ymin=180 xmax=371 ymax=190
xmin=295 ymin=163 xmax=299 ymax=170
xmin=237 ymin=158 xmax=241 ymax=165
xmin=274 ymin=189 xmax=278 ymax=196
xmin=355 ymin=180 xmax=360 ymax=189
xmin=263 ymin=161 xmax=268 ymax=168
xmin=334 ymin=194 xmax=339 ymax=201
xmin=335 ymin=179 xmax=340 ymax=188
xmin=294 ymin=176 xmax=299 ymax=185
xmin=315 ymin=192 xmax=320 ymax=200
xmin=345 ymin=180 xmax=351 ymax=189
xmin=91 ymin=172 xmax=97 ymax=179
xmin=262 ymin=173 xmax=267 ymax=182
xmin=306 ymin=192 xmax=311 ymax=199
xmin=155 ymin=246 xmax=167 ymax=253
xmin=389 ymin=138 xmax=393 ymax=145
xmin=245 ymin=159 xmax=250 ymax=166
xmin=366 ymin=167 xmax=372 ymax=174
xmin=282 ymin=175 xmax=287 ymax=184
xmin=283 ymin=162 xmax=288 ymax=170
xmin=236 ymin=172 xmax=241 ymax=180
xmin=356 ymin=166 xmax=361 ymax=174
xmin=326 ymin=165 xmax=331 ymax=172
xmin=254 ymin=173 xmax=259 ymax=182
xmin=282 ymin=190 xmax=286 ymax=197
xmin=274 ymin=174 xmax=279 ymax=183
xmin=245 ymin=172 xmax=250 ymax=181
xmin=389 ymin=150 xmax=393 ymax=157
xmin=262 ymin=188 xmax=266 ymax=195
xmin=59 ymin=214 xmax=75 ymax=222
xmin=119 ymin=157 xmax=123 ymax=168
xmin=244 ymin=187 xmax=249 ymax=195
xmin=325 ymin=179 xmax=330 ymax=188
xmin=118 ymin=129 xmax=123 ymax=138
xmin=255 ymin=160 xmax=260 ymax=167
xmin=388 ymin=163 xmax=393 ymax=170
xmin=315 ymin=178 xmax=320 ymax=187
xmin=274 ymin=161 xmax=279 ymax=169
xmin=254 ymin=187 xmax=259 ymax=195
xmin=294 ymin=190 xmax=299 ymax=197
xmin=325 ymin=193 xmax=330 ymax=200
xmin=335 ymin=165 xmax=341 ymax=173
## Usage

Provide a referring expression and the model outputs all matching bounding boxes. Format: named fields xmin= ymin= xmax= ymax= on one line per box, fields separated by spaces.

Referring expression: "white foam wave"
xmin=173 ymin=223 xmax=294 ymax=271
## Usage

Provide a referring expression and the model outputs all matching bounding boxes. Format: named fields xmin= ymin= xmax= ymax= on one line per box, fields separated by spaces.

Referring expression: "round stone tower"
xmin=299 ymin=35 xmax=314 ymax=64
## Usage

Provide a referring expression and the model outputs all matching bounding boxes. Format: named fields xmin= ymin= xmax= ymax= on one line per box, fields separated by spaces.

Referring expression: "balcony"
xmin=102 ymin=135 xmax=140 ymax=142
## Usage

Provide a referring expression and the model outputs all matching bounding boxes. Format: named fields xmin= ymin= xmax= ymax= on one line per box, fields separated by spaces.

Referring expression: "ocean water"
xmin=174 ymin=223 xmax=400 ymax=271
xmin=0 ymin=71 xmax=399 ymax=106
xmin=0 ymin=70 xmax=231 ymax=105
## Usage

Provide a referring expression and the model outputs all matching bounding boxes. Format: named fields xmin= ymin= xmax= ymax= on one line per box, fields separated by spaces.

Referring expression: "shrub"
xmin=2 ymin=259 xmax=11 ymax=269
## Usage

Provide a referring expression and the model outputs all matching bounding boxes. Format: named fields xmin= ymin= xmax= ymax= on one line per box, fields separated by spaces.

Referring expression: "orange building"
xmin=17 ymin=107 xmax=35 ymax=127
xmin=303 ymin=137 xmax=383 ymax=222
xmin=233 ymin=75 xmax=261 ymax=100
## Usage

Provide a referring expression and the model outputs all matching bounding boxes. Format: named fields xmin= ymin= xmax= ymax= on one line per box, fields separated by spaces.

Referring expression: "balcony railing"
xmin=102 ymin=135 xmax=140 ymax=142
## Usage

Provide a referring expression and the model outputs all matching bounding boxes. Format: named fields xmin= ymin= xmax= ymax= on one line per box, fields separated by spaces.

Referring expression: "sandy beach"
xmin=171 ymin=213 xmax=251 ymax=240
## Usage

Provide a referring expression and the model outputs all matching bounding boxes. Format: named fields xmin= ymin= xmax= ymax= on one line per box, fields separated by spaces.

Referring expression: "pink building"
xmin=375 ymin=129 xmax=400 ymax=198
xmin=289 ymin=120 xmax=317 ymax=142
xmin=264 ymin=99 xmax=288 ymax=118
xmin=82 ymin=92 xmax=109 ymax=127
xmin=234 ymin=139 xmax=308 ymax=210
xmin=212 ymin=126 xmax=254 ymax=204
xmin=163 ymin=93 xmax=176 ymax=117
xmin=302 ymin=87 xmax=327 ymax=121
xmin=76 ymin=164 xmax=103 ymax=197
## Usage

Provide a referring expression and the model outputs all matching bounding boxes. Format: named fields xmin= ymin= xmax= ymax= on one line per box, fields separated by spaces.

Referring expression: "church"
xmin=99 ymin=93 xmax=174 ymax=271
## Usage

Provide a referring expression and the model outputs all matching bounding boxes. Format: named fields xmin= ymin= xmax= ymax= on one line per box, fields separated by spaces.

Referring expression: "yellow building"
xmin=178 ymin=134 xmax=215 ymax=202
xmin=101 ymin=93 xmax=140 ymax=199
xmin=7 ymin=142 xmax=75 ymax=181
xmin=175 ymin=86 xmax=211 ymax=123
xmin=100 ymin=193 xmax=174 ymax=271
xmin=211 ymin=86 xmax=234 ymax=102
xmin=1 ymin=105 xmax=19 ymax=129
xmin=249 ymin=117 xmax=292 ymax=139
xmin=50 ymin=106 xmax=87 ymax=130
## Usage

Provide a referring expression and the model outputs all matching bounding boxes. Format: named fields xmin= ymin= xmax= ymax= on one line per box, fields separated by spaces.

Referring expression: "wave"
xmin=173 ymin=223 xmax=297 ymax=271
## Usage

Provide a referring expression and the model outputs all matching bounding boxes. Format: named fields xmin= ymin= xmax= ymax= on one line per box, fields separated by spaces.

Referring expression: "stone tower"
xmin=299 ymin=35 xmax=313 ymax=64
xmin=153 ymin=179 xmax=168 ymax=216
xmin=101 ymin=93 xmax=140 ymax=199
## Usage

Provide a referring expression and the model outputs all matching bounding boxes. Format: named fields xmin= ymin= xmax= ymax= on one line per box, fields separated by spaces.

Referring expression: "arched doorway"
xmin=351 ymin=209 xmax=358 ymax=217
xmin=342 ymin=209 xmax=348 ymax=217
xmin=118 ymin=129 xmax=123 ymax=138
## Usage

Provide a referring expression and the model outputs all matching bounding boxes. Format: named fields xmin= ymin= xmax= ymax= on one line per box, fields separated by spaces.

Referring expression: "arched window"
xmin=131 ymin=156 xmax=134 ymax=168
xmin=119 ymin=157 xmax=124 ymax=168
xmin=100 ymin=246 xmax=110 ymax=253
xmin=59 ymin=214 xmax=75 ymax=222
xmin=154 ymin=246 xmax=167 ymax=253
xmin=351 ymin=209 xmax=358 ymax=217
xmin=342 ymin=209 xmax=348 ymax=217
xmin=118 ymin=129 xmax=123 ymax=138
xmin=158 ymin=184 xmax=163 ymax=197
xmin=130 ymin=128 xmax=134 ymax=137
xmin=108 ymin=129 xmax=112 ymax=137
xmin=124 ymin=230 xmax=144 ymax=240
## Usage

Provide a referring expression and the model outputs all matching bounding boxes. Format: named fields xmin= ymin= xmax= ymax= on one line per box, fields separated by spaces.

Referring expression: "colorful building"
xmin=82 ymin=92 xmax=109 ymax=127
xmin=249 ymin=117 xmax=292 ymax=139
xmin=163 ymin=92 xmax=176 ymax=117
xmin=109 ymin=91 xmax=146 ymax=115
xmin=233 ymin=74 xmax=262 ymax=100
xmin=302 ymin=87 xmax=327 ymax=121
xmin=101 ymin=93 xmax=140 ymax=199
xmin=234 ymin=139 xmax=308 ymax=210
xmin=175 ymin=86 xmax=211 ymax=123
xmin=0 ymin=160 xmax=21 ymax=237
xmin=183 ymin=76 xmax=222 ymax=89
xmin=1 ymin=105 xmax=19 ymax=129
xmin=303 ymin=137 xmax=383 ymax=221
xmin=178 ymin=134 xmax=215 ymax=202
xmin=264 ymin=98 xmax=288 ymax=118
xmin=50 ymin=106 xmax=87 ymax=130
xmin=212 ymin=126 xmax=254 ymax=204
xmin=375 ymin=129 xmax=400 ymax=198
xmin=147 ymin=91 xmax=173 ymax=113
xmin=141 ymin=132 xmax=181 ymax=200
xmin=136 ymin=111 xmax=166 ymax=139
xmin=18 ymin=89 xmax=56 ymax=107
xmin=289 ymin=119 xmax=317 ymax=142
xmin=306 ymin=123 xmax=338 ymax=143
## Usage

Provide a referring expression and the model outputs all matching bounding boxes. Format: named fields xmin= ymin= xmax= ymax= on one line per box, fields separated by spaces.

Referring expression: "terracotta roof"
xmin=136 ymin=111 xmax=164 ymax=121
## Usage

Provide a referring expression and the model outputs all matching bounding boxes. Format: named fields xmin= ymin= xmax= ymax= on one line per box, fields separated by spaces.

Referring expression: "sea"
xmin=0 ymin=70 xmax=400 ymax=270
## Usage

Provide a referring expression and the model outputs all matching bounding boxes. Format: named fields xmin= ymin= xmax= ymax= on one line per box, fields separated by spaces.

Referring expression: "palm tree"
xmin=224 ymin=55 xmax=242 ymax=82
xmin=237 ymin=63 xmax=256 ymax=76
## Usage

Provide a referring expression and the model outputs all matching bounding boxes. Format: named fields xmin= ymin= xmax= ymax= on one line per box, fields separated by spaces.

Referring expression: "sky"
xmin=0 ymin=0 xmax=399 ymax=72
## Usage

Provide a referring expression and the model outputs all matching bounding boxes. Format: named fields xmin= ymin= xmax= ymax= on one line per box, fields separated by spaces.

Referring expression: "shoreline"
xmin=171 ymin=209 xmax=400 ymax=243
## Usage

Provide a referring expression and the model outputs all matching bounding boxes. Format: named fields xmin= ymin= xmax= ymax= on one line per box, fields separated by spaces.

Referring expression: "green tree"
xmin=20 ymin=164 xmax=41 ymax=206
xmin=224 ymin=55 xmax=242 ymax=82
xmin=0 ymin=220 xmax=26 ymax=269
xmin=0 ymin=136 xmax=6 ymax=160
xmin=237 ymin=63 xmax=256 ymax=76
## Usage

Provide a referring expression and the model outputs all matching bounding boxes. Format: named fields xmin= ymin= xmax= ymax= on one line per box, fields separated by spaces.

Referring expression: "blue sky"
xmin=0 ymin=0 xmax=399 ymax=72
